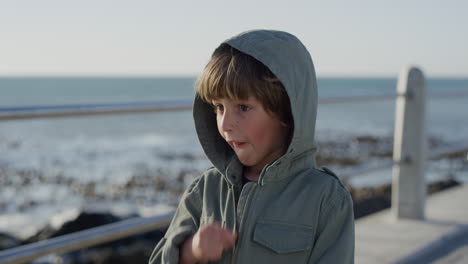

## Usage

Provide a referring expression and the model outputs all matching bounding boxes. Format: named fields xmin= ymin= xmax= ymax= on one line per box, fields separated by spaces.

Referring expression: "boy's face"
xmin=212 ymin=95 xmax=289 ymax=176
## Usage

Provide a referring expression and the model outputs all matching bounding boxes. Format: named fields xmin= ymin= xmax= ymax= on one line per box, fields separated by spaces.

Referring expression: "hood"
xmin=193 ymin=29 xmax=318 ymax=185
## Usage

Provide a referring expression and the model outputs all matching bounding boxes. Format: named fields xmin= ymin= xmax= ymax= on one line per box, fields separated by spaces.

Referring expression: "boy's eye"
xmin=213 ymin=104 xmax=224 ymax=113
xmin=239 ymin=104 xmax=251 ymax=112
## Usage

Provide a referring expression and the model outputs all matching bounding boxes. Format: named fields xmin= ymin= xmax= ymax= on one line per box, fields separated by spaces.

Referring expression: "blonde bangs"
xmin=195 ymin=44 xmax=292 ymax=136
xmin=196 ymin=49 xmax=260 ymax=103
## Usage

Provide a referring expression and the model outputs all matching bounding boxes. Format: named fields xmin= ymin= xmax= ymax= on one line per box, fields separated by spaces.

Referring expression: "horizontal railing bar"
xmin=1 ymin=91 xmax=467 ymax=121
xmin=0 ymin=100 xmax=193 ymax=121
xmin=0 ymin=100 xmax=194 ymax=112
xmin=0 ymin=212 xmax=174 ymax=264
xmin=318 ymin=94 xmax=398 ymax=104
xmin=428 ymin=91 xmax=468 ymax=98
xmin=0 ymin=105 xmax=193 ymax=121
xmin=319 ymin=91 xmax=468 ymax=104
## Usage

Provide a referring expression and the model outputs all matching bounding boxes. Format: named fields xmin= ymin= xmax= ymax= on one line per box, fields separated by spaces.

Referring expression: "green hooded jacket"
xmin=149 ymin=29 xmax=354 ymax=264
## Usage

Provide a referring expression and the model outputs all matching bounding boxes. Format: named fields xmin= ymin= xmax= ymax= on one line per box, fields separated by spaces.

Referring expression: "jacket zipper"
xmin=230 ymin=183 xmax=257 ymax=263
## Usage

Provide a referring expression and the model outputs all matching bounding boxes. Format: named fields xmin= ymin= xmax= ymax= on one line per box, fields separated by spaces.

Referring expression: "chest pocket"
xmin=253 ymin=221 xmax=315 ymax=254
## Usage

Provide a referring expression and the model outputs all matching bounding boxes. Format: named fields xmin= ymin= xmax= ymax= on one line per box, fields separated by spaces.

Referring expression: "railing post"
xmin=392 ymin=66 xmax=427 ymax=220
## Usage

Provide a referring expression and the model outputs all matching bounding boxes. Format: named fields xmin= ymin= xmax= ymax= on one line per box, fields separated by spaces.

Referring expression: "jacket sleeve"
xmin=149 ymin=177 xmax=203 ymax=264
xmin=308 ymin=188 xmax=355 ymax=264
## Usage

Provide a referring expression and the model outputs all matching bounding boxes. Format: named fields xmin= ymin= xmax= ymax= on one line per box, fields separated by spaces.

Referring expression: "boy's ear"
xmin=280 ymin=121 xmax=288 ymax=127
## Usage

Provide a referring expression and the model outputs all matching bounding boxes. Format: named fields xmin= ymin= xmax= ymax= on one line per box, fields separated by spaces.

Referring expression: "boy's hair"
xmin=196 ymin=44 xmax=293 ymax=131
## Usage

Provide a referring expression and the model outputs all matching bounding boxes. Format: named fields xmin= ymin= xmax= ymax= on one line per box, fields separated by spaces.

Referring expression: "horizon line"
xmin=1 ymin=74 xmax=468 ymax=79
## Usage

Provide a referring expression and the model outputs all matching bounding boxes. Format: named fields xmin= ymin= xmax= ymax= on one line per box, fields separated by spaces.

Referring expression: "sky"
xmin=1 ymin=0 xmax=467 ymax=77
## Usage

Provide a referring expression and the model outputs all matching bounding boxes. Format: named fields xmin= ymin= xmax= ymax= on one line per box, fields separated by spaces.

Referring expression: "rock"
xmin=27 ymin=212 xmax=121 ymax=243
xmin=0 ymin=232 xmax=22 ymax=250
xmin=350 ymin=178 xmax=460 ymax=219
xmin=316 ymin=155 xmax=361 ymax=167
xmin=352 ymin=135 xmax=379 ymax=144
xmin=52 ymin=212 xmax=121 ymax=238
xmin=427 ymin=178 xmax=459 ymax=194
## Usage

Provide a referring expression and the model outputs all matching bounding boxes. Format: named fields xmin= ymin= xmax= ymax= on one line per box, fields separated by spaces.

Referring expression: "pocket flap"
xmin=253 ymin=221 xmax=314 ymax=254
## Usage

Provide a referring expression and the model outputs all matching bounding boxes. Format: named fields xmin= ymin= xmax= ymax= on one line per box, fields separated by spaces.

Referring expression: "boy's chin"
xmin=236 ymin=157 xmax=256 ymax=167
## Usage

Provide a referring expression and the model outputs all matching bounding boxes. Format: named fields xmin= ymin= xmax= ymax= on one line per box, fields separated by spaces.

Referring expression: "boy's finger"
xmin=220 ymin=229 xmax=237 ymax=248
xmin=206 ymin=222 xmax=221 ymax=229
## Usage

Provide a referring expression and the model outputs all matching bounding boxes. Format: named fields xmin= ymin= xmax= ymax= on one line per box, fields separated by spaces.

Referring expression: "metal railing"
xmin=2 ymin=92 xmax=468 ymax=121
xmin=0 ymin=99 xmax=193 ymax=121
xmin=1 ymin=71 xmax=467 ymax=263
xmin=0 ymin=213 xmax=174 ymax=264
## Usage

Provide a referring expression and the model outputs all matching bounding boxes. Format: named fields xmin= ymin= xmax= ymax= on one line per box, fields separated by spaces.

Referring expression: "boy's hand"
xmin=180 ymin=222 xmax=237 ymax=263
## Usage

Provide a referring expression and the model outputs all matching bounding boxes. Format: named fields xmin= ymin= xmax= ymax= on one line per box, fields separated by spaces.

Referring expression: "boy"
xmin=149 ymin=29 xmax=354 ymax=263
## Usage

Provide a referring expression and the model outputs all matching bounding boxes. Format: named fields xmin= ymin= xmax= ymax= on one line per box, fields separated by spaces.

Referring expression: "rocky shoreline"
xmin=0 ymin=178 xmax=461 ymax=264
xmin=0 ymin=135 xmax=466 ymax=263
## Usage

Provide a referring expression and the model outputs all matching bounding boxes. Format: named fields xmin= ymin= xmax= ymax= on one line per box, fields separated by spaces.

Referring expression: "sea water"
xmin=0 ymin=77 xmax=467 ymax=238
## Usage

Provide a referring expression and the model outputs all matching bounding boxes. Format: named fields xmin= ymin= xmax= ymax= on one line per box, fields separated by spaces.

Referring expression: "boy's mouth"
xmin=231 ymin=141 xmax=246 ymax=148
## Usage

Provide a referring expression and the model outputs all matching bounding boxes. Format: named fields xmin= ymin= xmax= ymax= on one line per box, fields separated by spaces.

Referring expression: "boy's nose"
xmin=220 ymin=110 xmax=236 ymax=132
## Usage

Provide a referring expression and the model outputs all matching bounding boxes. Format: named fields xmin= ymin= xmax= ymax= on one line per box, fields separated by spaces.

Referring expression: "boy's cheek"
xmin=216 ymin=124 xmax=225 ymax=139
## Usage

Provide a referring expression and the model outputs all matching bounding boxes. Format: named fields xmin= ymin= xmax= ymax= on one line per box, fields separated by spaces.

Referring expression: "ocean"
xmin=1 ymin=77 xmax=467 ymax=238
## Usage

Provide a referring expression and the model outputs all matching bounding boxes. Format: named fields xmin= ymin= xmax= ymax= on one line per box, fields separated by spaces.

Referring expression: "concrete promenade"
xmin=356 ymin=184 xmax=468 ymax=264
